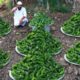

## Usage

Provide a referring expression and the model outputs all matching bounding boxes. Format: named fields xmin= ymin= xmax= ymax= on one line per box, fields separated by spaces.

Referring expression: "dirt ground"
xmin=0 ymin=10 xmax=80 ymax=80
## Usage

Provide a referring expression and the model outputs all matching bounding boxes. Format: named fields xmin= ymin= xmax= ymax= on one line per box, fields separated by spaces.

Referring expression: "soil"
xmin=0 ymin=10 xmax=80 ymax=80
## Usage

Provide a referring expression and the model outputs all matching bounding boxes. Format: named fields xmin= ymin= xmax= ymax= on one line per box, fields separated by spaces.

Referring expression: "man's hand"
xmin=11 ymin=7 xmax=17 ymax=13
xmin=19 ymin=20 xmax=22 ymax=25
xmin=19 ymin=16 xmax=26 ymax=25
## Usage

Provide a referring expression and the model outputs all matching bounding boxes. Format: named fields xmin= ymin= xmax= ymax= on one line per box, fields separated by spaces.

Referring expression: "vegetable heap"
xmin=0 ymin=18 xmax=11 ymax=37
xmin=10 ymin=12 xmax=64 ymax=80
xmin=16 ymin=30 xmax=62 ymax=56
xmin=11 ymin=54 xmax=64 ymax=80
xmin=0 ymin=49 xmax=9 ymax=68
xmin=62 ymin=13 xmax=80 ymax=36
xmin=29 ymin=12 xmax=53 ymax=29
xmin=66 ymin=42 xmax=80 ymax=64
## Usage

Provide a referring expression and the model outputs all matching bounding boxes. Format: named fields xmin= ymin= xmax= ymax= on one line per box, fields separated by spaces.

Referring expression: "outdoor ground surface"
xmin=0 ymin=10 xmax=80 ymax=80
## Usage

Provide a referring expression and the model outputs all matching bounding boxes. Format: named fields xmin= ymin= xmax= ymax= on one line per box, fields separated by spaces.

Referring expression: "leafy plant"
xmin=11 ymin=55 xmax=64 ymax=80
xmin=66 ymin=42 xmax=80 ymax=64
xmin=62 ymin=13 xmax=80 ymax=36
xmin=29 ymin=12 xmax=54 ymax=29
xmin=0 ymin=0 xmax=3 ymax=5
xmin=0 ymin=49 xmax=9 ymax=68
xmin=16 ymin=30 xmax=62 ymax=56
xmin=48 ymin=0 xmax=71 ymax=13
xmin=55 ymin=4 xmax=71 ymax=13
xmin=0 ymin=18 xmax=11 ymax=37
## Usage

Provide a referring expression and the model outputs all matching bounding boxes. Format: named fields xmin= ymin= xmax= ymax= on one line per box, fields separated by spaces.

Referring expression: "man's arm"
xmin=11 ymin=7 xmax=17 ymax=13
xmin=23 ymin=8 xmax=27 ymax=17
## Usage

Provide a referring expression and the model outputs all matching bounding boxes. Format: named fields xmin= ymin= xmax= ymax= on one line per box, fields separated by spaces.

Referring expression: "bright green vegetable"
xmin=29 ymin=11 xmax=54 ymax=29
xmin=0 ymin=49 xmax=10 ymax=68
xmin=0 ymin=18 xmax=11 ymax=37
xmin=11 ymin=55 xmax=64 ymax=80
xmin=66 ymin=42 xmax=80 ymax=64
xmin=16 ymin=30 xmax=62 ymax=56
xmin=62 ymin=13 xmax=80 ymax=36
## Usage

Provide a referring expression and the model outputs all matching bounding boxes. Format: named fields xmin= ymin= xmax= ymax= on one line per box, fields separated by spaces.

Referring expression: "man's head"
xmin=17 ymin=1 xmax=23 ymax=10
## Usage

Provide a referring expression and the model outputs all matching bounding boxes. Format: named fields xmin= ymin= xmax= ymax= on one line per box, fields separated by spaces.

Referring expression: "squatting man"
xmin=11 ymin=1 xmax=28 ymax=28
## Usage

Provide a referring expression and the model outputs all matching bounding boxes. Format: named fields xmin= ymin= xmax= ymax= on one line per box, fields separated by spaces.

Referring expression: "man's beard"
xmin=18 ymin=7 xmax=22 ymax=10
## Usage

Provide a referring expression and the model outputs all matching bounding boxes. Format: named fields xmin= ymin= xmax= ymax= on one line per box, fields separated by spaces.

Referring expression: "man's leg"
xmin=17 ymin=25 xmax=23 ymax=28
xmin=16 ymin=20 xmax=28 ymax=28
xmin=21 ymin=20 xmax=28 ymax=27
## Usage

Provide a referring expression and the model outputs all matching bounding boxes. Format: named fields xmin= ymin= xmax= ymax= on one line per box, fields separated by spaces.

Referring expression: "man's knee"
xmin=21 ymin=21 xmax=28 ymax=27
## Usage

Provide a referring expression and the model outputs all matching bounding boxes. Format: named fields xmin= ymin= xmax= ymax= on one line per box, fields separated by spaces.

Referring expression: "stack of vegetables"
xmin=61 ymin=13 xmax=80 ymax=37
xmin=0 ymin=18 xmax=11 ymax=37
xmin=0 ymin=49 xmax=10 ymax=68
xmin=65 ymin=42 xmax=80 ymax=65
xmin=29 ymin=12 xmax=54 ymax=31
xmin=10 ymin=29 xmax=64 ymax=80
xmin=10 ymin=12 xmax=64 ymax=80
xmin=11 ymin=54 xmax=64 ymax=80
xmin=16 ymin=30 xmax=62 ymax=56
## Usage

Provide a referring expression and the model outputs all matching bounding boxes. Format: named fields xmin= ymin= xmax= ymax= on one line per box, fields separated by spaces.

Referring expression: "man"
xmin=11 ymin=1 xmax=28 ymax=28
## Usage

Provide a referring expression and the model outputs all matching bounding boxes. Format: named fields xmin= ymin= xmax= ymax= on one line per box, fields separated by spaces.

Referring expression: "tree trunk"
xmin=12 ymin=0 xmax=17 ymax=6
xmin=72 ymin=0 xmax=80 ymax=13
xmin=65 ymin=0 xmax=73 ymax=4
xmin=46 ymin=0 xmax=49 ymax=11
